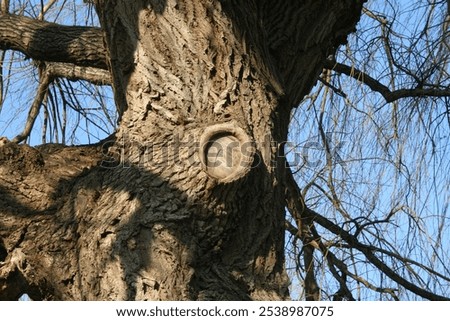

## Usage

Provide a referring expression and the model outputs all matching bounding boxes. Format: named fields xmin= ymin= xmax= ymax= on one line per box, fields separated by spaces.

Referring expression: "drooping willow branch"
xmin=311 ymin=207 xmax=450 ymax=301
xmin=284 ymin=165 xmax=450 ymax=301
xmin=11 ymin=62 xmax=111 ymax=144
xmin=324 ymin=59 xmax=450 ymax=103
xmin=12 ymin=69 xmax=50 ymax=143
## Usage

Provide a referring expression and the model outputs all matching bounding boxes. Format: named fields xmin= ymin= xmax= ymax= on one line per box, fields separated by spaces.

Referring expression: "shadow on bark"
xmin=0 ymin=139 xmax=286 ymax=300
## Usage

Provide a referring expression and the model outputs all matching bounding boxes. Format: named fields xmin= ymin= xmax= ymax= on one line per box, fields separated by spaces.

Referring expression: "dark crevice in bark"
xmin=0 ymin=239 xmax=7 ymax=262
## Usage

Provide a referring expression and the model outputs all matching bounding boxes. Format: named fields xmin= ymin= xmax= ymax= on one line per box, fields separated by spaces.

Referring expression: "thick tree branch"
xmin=211 ymin=1 xmax=366 ymax=107
xmin=45 ymin=62 xmax=111 ymax=85
xmin=0 ymin=140 xmax=106 ymax=300
xmin=324 ymin=59 xmax=450 ymax=103
xmin=0 ymin=13 xmax=107 ymax=69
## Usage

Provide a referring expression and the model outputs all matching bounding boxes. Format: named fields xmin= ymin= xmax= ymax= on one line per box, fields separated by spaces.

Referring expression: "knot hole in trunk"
xmin=199 ymin=123 xmax=255 ymax=183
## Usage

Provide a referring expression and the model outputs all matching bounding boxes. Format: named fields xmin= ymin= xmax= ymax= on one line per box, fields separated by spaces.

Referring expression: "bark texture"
xmin=0 ymin=0 xmax=364 ymax=300
xmin=0 ymin=13 xmax=107 ymax=69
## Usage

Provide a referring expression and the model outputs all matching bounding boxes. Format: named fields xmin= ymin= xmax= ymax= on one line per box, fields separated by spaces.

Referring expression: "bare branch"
xmin=38 ymin=0 xmax=58 ymax=20
xmin=324 ymin=59 xmax=450 ymax=103
xmin=46 ymin=62 xmax=111 ymax=85
xmin=0 ymin=50 xmax=4 ymax=112
xmin=12 ymin=65 xmax=52 ymax=143
xmin=313 ymin=235 xmax=399 ymax=301
xmin=284 ymin=163 xmax=450 ymax=301
xmin=9 ymin=58 xmax=111 ymax=144
xmin=0 ymin=0 xmax=9 ymax=13
xmin=310 ymin=209 xmax=450 ymax=301
xmin=285 ymin=163 xmax=321 ymax=301
xmin=0 ymin=13 xmax=107 ymax=69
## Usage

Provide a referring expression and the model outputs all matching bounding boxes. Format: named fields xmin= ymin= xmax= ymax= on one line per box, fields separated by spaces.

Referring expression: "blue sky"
xmin=285 ymin=0 xmax=450 ymax=299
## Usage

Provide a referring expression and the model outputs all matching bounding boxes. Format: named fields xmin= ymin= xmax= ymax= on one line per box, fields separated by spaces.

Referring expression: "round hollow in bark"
xmin=200 ymin=123 xmax=255 ymax=183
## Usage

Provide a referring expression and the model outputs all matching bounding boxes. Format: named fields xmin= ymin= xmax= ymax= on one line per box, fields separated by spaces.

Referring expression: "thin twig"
xmin=284 ymin=164 xmax=450 ymax=301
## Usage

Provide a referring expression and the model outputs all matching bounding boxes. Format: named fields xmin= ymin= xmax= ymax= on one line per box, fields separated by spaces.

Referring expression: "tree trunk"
xmin=0 ymin=0 xmax=364 ymax=300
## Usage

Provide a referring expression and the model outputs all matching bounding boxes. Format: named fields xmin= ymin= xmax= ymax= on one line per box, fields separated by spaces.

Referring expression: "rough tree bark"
xmin=0 ymin=0 xmax=364 ymax=300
